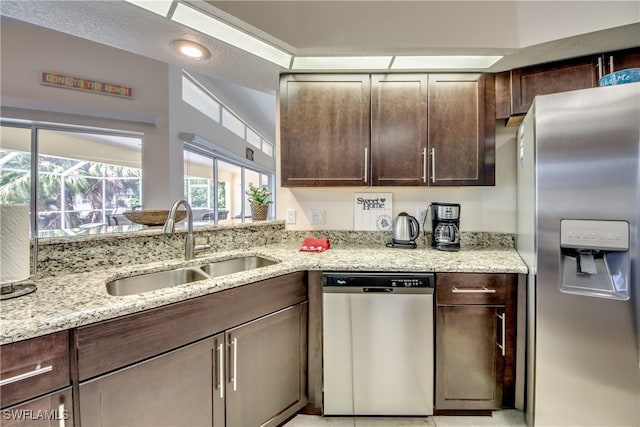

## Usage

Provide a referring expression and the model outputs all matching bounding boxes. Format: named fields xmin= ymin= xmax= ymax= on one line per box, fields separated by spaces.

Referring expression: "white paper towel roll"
xmin=0 ymin=204 xmax=31 ymax=284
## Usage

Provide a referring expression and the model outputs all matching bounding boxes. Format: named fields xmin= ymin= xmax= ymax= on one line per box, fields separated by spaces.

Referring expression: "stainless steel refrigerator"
xmin=516 ymin=82 xmax=640 ymax=426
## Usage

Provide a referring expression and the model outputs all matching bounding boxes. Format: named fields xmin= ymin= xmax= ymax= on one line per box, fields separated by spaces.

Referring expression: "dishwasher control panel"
xmin=323 ymin=272 xmax=435 ymax=289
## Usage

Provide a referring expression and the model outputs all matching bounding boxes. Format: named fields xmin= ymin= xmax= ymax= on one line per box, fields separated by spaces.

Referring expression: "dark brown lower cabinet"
xmin=78 ymin=302 xmax=308 ymax=427
xmin=80 ymin=337 xmax=216 ymax=426
xmin=0 ymin=388 xmax=73 ymax=427
xmin=226 ymin=303 xmax=308 ymax=427
xmin=436 ymin=305 xmax=504 ymax=410
xmin=435 ymin=273 xmax=517 ymax=411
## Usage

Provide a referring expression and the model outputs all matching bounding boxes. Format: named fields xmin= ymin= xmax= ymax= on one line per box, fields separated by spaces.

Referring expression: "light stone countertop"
xmin=0 ymin=243 xmax=527 ymax=345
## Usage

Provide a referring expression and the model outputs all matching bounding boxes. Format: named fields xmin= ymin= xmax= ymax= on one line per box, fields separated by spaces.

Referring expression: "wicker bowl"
xmin=123 ymin=210 xmax=187 ymax=226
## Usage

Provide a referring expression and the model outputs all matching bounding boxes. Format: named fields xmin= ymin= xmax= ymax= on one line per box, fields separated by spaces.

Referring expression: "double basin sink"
xmin=106 ymin=256 xmax=278 ymax=296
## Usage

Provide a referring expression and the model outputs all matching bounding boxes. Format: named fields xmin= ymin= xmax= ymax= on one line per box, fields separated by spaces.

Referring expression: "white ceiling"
xmin=1 ymin=1 xmax=639 ymax=140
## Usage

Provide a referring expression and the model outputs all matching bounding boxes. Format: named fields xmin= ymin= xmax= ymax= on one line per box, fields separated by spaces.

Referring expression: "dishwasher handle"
xmin=363 ymin=287 xmax=394 ymax=293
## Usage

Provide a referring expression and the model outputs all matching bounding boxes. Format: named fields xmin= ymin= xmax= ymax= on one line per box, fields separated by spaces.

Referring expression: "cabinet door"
xmin=428 ymin=74 xmax=490 ymax=186
xmin=280 ymin=74 xmax=370 ymax=186
xmin=511 ymin=56 xmax=597 ymax=115
xmin=436 ymin=305 xmax=504 ymax=410
xmin=0 ymin=388 xmax=72 ymax=427
xmin=226 ymin=303 xmax=308 ymax=427
xmin=79 ymin=337 xmax=217 ymax=427
xmin=371 ymin=74 xmax=428 ymax=186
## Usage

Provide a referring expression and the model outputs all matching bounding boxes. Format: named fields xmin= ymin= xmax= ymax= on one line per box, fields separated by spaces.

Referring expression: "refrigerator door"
xmin=521 ymin=83 xmax=640 ymax=427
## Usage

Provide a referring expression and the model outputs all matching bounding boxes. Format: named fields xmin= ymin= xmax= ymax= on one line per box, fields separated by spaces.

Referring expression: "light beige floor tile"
xmin=432 ymin=409 xmax=525 ymax=427
xmin=355 ymin=416 xmax=436 ymax=426
xmin=284 ymin=414 xmax=356 ymax=426
xmin=285 ymin=410 xmax=524 ymax=427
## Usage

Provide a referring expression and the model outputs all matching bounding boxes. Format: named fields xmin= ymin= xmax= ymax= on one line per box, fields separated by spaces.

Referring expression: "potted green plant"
xmin=246 ymin=186 xmax=272 ymax=221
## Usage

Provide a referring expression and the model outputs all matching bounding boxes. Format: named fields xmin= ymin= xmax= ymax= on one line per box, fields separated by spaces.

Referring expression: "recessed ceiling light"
xmin=292 ymin=56 xmax=394 ymax=70
xmin=171 ymin=3 xmax=292 ymax=68
xmin=170 ymin=40 xmax=211 ymax=60
xmin=392 ymin=55 xmax=503 ymax=69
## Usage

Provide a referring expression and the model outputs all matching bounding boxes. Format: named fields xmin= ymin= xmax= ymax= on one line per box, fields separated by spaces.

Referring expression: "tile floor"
xmin=284 ymin=410 xmax=526 ymax=427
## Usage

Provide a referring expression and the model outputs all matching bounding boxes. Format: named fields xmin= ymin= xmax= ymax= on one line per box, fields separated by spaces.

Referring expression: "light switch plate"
xmin=286 ymin=209 xmax=296 ymax=224
xmin=310 ymin=209 xmax=325 ymax=224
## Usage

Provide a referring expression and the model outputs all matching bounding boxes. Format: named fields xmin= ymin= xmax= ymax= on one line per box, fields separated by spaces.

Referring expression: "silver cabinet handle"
xmin=451 ymin=287 xmax=496 ymax=294
xmin=497 ymin=313 xmax=506 ymax=356
xmin=597 ymin=56 xmax=604 ymax=80
xmin=422 ymin=147 xmax=427 ymax=183
xmin=217 ymin=343 xmax=224 ymax=399
xmin=58 ymin=402 xmax=66 ymax=427
xmin=363 ymin=147 xmax=368 ymax=183
xmin=430 ymin=147 xmax=436 ymax=183
xmin=609 ymin=55 xmax=614 ymax=74
xmin=231 ymin=337 xmax=238 ymax=392
xmin=0 ymin=363 xmax=53 ymax=386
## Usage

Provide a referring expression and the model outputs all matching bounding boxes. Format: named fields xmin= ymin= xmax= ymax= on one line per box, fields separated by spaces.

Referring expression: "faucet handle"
xmin=195 ymin=235 xmax=211 ymax=253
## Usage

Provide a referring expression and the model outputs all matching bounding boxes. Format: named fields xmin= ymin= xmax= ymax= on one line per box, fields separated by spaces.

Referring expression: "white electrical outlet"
xmin=417 ymin=208 xmax=429 ymax=225
xmin=286 ymin=209 xmax=297 ymax=224
xmin=310 ymin=209 xmax=325 ymax=224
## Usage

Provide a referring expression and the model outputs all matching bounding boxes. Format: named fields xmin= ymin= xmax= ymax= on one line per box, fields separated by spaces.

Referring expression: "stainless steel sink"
xmin=198 ymin=256 xmax=278 ymax=277
xmin=106 ymin=267 xmax=209 ymax=296
xmin=106 ymin=256 xmax=278 ymax=296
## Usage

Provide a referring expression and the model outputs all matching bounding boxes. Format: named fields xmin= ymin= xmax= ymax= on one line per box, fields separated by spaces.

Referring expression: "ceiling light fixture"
xmin=292 ymin=56 xmax=394 ymax=70
xmin=170 ymin=40 xmax=211 ymax=60
xmin=171 ymin=3 xmax=292 ymax=68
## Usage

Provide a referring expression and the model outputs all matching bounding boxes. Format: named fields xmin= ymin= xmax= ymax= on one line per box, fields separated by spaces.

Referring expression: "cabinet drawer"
xmin=436 ymin=273 xmax=507 ymax=305
xmin=0 ymin=331 xmax=70 ymax=409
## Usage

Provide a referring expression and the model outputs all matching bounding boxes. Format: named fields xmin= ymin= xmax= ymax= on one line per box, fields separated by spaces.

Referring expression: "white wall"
xmin=276 ymin=122 xmax=518 ymax=233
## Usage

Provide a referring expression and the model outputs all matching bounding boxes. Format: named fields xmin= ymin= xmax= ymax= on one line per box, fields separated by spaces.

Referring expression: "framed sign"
xmin=246 ymin=147 xmax=254 ymax=161
xmin=354 ymin=192 xmax=393 ymax=231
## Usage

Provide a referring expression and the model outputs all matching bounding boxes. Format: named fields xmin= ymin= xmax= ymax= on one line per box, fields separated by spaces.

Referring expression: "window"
xmin=222 ymin=109 xmax=245 ymax=139
xmin=0 ymin=123 xmax=143 ymax=237
xmin=181 ymin=72 xmax=275 ymax=157
xmin=181 ymin=75 xmax=221 ymax=122
xmin=184 ymin=145 xmax=274 ymax=223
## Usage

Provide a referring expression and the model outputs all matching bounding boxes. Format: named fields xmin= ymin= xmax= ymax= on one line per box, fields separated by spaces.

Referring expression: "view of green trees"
xmin=1 ymin=148 xmax=232 ymax=232
xmin=1 ymin=149 xmax=141 ymax=230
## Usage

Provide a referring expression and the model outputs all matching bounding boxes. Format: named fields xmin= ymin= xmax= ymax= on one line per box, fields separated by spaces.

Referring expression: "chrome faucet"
xmin=163 ymin=200 xmax=209 ymax=260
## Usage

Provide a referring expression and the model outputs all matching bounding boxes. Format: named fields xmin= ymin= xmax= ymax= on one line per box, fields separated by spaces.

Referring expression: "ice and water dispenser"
xmin=560 ymin=219 xmax=631 ymax=300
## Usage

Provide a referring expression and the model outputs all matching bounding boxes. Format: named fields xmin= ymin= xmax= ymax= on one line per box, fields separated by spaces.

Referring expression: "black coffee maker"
xmin=430 ymin=202 xmax=461 ymax=251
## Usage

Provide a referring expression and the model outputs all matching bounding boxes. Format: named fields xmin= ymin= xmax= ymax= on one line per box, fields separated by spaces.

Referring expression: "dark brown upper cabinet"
xmin=370 ymin=74 xmax=428 ymax=186
xmin=510 ymin=56 xmax=598 ymax=116
xmin=279 ymin=74 xmax=371 ymax=187
xmin=280 ymin=73 xmax=495 ymax=187
xmin=496 ymin=47 xmax=640 ymax=119
xmin=429 ymin=73 xmax=495 ymax=186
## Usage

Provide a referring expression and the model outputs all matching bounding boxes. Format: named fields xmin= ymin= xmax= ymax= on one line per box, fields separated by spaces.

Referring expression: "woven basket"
xmin=250 ymin=204 xmax=269 ymax=221
xmin=123 ymin=210 xmax=187 ymax=226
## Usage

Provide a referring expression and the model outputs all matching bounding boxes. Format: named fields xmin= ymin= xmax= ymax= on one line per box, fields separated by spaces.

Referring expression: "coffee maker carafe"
xmin=430 ymin=203 xmax=460 ymax=251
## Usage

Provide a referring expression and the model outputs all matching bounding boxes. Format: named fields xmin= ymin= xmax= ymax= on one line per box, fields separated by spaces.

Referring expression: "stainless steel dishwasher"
xmin=322 ymin=272 xmax=435 ymax=416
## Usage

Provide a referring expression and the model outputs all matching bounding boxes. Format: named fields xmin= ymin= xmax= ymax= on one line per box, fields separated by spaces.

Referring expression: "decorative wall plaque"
xmin=41 ymin=72 xmax=133 ymax=99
